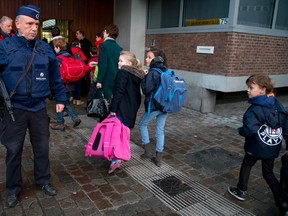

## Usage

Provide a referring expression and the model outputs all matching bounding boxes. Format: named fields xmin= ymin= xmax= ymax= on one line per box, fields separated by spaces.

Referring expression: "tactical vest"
xmin=0 ymin=38 xmax=51 ymax=102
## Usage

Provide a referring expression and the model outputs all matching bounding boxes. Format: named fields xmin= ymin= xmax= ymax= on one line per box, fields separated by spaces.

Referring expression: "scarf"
xmin=121 ymin=65 xmax=145 ymax=79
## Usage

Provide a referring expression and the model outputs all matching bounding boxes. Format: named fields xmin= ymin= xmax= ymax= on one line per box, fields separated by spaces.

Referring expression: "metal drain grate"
xmin=72 ymin=116 xmax=255 ymax=216
xmin=153 ymin=175 xmax=192 ymax=196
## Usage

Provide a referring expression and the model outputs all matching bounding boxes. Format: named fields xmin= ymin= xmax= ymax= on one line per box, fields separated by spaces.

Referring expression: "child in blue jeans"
xmin=138 ymin=47 xmax=168 ymax=167
xmin=228 ymin=74 xmax=288 ymax=214
xmin=50 ymin=37 xmax=81 ymax=131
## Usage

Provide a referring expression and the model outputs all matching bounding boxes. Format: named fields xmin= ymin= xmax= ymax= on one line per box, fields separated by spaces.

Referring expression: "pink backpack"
xmin=85 ymin=115 xmax=131 ymax=161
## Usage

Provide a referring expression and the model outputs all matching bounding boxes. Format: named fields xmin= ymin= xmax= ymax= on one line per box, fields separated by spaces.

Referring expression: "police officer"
xmin=0 ymin=4 xmax=66 ymax=208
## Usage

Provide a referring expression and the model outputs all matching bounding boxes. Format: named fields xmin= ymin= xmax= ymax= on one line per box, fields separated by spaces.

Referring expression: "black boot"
xmin=140 ymin=144 xmax=152 ymax=159
xmin=151 ymin=151 xmax=162 ymax=167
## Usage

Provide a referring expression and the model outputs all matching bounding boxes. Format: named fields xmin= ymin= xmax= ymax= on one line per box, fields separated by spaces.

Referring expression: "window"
xmin=237 ymin=0 xmax=275 ymax=28
xmin=147 ymin=0 xmax=181 ymax=29
xmin=146 ymin=0 xmax=288 ymax=36
xmin=275 ymin=0 xmax=288 ymax=30
xmin=183 ymin=0 xmax=230 ymax=27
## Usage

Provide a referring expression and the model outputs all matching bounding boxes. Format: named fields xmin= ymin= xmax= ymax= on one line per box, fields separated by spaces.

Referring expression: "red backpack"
xmin=57 ymin=55 xmax=86 ymax=83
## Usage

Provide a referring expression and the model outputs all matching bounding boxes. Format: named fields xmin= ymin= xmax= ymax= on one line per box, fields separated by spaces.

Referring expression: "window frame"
xmin=146 ymin=0 xmax=288 ymax=38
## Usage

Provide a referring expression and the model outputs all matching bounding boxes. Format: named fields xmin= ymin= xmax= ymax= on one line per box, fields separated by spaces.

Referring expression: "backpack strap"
xmin=85 ymin=123 xmax=103 ymax=157
xmin=150 ymin=67 xmax=163 ymax=74
xmin=103 ymin=122 xmax=114 ymax=160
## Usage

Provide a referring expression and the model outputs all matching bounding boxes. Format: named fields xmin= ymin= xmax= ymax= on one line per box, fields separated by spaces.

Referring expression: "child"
xmin=70 ymin=40 xmax=87 ymax=105
xmin=94 ymin=32 xmax=104 ymax=54
xmin=228 ymin=74 xmax=288 ymax=214
xmin=86 ymin=46 xmax=99 ymax=81
xmin=138 ymin=47 xmax=168 ymax=167
xmin=107 ymin=51 xmax=145 ymax=173
xmin=85 ymin=47 xmax=99 ymax=99
xmin=50 ymin=37 xmax=81 ymax=131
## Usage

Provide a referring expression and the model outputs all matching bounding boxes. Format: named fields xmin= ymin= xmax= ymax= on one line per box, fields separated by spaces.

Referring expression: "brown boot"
xmin=50 ymin=124 xmax=65 ymax=131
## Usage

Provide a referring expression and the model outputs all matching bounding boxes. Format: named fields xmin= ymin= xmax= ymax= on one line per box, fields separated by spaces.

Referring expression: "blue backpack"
xmin=151 ymin=68 xmax=187 ymax=113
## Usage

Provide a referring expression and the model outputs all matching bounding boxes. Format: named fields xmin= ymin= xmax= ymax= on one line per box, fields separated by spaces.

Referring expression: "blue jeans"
xmin=56 ymin=92 xmax=78 ymax=125
xmin=138 ymin=111 xmax=168 ymax=153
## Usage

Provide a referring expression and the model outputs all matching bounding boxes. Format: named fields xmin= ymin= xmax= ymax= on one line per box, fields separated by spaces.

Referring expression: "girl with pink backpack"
xmin=107 ymin=51 xmax=145 ymax=173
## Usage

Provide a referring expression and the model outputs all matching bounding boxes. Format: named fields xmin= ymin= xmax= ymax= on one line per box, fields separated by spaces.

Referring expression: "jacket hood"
xmin=150 ymin=56 xmax=167 ymax=71
xmin=248 ymin=94 xmax=275 ymax=108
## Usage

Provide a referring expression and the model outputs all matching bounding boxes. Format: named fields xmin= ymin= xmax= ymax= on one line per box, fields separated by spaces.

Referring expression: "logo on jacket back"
xmin=258 ymin=124 xmax=283 ymax=146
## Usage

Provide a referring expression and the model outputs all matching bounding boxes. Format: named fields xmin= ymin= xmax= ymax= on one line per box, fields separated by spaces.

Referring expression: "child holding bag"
xmin=108 ymin=50 xmax=145 ymax=173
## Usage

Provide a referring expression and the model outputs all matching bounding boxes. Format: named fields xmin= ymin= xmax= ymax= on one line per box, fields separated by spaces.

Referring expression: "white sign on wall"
xmin=196 ymin=46 xmax=214 ymax=54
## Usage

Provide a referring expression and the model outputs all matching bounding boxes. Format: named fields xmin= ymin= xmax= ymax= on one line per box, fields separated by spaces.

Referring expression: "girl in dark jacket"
xmin=108 ymin=51 xmax=145 ymax=173
xmin=228 ymin=74 xmax=288 ymax=214
xmin=138 ymin=47 xmax=168 ymax=167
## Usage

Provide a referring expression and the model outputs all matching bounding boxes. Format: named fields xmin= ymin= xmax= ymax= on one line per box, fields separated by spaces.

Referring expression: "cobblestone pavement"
xmin=0 ymin=93 xmax=287 ymax=216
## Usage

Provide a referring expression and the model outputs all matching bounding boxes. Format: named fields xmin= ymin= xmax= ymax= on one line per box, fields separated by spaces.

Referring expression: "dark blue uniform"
xmin=0 ymin=34 xmax=66 ymax=195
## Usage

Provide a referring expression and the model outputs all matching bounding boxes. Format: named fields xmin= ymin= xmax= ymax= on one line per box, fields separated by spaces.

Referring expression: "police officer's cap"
xmin=16 ymin=4 xmax=40 ymax=20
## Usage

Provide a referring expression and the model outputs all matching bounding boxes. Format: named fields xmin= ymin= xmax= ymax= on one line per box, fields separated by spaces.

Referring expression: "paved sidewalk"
xmin=0 ymin=93 xmax=287 ymax=216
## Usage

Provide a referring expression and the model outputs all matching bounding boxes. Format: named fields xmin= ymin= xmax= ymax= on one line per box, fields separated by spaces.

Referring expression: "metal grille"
xmin=73 ymin=117 xmax=255 ymax=216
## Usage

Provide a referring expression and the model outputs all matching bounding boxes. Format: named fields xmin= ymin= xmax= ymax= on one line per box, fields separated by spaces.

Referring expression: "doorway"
xmin=40 ymin=19 xmax=70 ymax=43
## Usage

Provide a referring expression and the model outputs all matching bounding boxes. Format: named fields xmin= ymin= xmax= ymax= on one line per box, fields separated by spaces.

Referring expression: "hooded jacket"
xmin=141 ymin=57 xmax=167 ymax=112
xmin=239 ymin=94 xmax=288 ymax=159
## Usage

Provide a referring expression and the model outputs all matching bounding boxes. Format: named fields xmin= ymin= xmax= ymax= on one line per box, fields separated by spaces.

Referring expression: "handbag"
xmin=86 ymin=89 xmax=110 ymax=118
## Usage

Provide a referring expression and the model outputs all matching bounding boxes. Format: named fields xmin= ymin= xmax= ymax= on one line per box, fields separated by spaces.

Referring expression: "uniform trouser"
xmin=0 ymin=108 xmax=51 ymax=195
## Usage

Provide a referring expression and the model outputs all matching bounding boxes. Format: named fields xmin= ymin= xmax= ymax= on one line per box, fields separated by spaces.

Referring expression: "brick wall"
xmin=146 ymin=32 xmax=288 ymax=76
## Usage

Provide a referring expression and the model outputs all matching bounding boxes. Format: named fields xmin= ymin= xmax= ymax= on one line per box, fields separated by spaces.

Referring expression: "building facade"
xmin=115 ymin=0 xmax=288 ymax=112
xmin=2 ymin=0 xmax=288 ymax=112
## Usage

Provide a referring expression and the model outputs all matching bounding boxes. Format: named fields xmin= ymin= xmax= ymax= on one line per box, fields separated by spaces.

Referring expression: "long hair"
xmin=147 ymin=47 xmax=167 ymax=67
xmin=120 ymin=51 xmax=142 ymax=70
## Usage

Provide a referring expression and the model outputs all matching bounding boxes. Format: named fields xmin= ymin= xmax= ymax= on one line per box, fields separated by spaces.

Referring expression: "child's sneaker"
xmin=108 ymin=160 xmax=123 ymax=174
xmin=228 ymin=186 xmax=246 ymax=201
